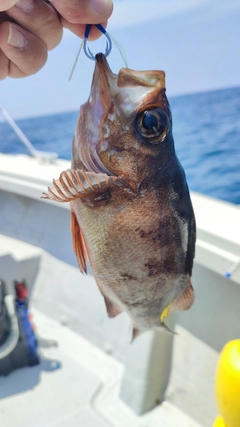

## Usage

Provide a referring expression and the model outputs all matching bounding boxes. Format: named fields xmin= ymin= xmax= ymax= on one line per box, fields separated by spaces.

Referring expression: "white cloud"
xmin=108 ymin=0 xmax=208 ymax=30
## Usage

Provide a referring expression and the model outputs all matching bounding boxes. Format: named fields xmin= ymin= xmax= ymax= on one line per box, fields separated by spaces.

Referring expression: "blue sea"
xmin=0 ymin=86 xmax=239 ymax=205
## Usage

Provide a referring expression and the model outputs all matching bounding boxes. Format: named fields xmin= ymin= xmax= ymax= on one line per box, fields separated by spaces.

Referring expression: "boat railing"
xmin=0 ymin=103 xmax=58 ymax=161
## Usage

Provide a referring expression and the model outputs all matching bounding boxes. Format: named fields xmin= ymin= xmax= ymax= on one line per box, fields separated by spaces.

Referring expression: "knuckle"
xmin=41 ymin=5 xmax=63 ymax=49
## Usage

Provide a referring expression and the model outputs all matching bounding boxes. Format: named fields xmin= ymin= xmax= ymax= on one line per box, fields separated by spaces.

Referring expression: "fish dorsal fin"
xmin=103 ymin=295 xmax=122 ymax=318
xmin=71 ymin=210 xmax=88 ymax=274
xmin=42 ymin=169 xmax=121 ymax=203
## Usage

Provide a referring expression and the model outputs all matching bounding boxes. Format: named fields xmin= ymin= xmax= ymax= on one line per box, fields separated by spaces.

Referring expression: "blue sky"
xmin=1 ymin=0 xmax=240 ymax=119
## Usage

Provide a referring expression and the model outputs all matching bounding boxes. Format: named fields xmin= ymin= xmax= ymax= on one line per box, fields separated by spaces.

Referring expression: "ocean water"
xmin=0 ymin=86 xmax=239 ymax=205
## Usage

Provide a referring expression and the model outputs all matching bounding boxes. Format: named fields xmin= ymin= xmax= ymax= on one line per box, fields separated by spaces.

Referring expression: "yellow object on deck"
xmin=214 ymin=339 xmax=240 ymax=427
xmin=213 ymin=415 xmax=228 ymax=427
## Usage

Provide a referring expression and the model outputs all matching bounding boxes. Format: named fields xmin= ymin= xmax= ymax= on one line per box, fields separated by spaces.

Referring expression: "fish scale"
xmin=43 ymin=53 xmax=196 ymax=338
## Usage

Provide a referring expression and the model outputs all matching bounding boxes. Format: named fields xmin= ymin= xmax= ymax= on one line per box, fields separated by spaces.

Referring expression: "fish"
xmin=42 ymin=53 xmax=196 ymax=338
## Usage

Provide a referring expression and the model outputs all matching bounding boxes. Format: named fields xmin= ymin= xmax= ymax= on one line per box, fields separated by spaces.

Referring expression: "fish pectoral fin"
xmin=42 ymin=169 xmax=122 ymax=203
xmin=71 ymin=210 xmax=88 ymax=274
xmin=103 ymin=296 xmax=122 ymax=318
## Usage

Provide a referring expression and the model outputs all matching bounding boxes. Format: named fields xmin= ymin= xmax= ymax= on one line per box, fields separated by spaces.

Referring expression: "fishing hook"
xmin=83 ymin=24 xmax=112 ymax=60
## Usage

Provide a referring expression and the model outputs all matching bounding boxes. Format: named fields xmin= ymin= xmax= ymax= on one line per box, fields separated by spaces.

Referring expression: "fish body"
xmin=43 ymin=54 xmax=196 ymax=335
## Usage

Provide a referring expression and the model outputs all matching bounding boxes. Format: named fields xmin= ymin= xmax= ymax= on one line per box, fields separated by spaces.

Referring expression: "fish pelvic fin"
xmin=42 ymin=169 xmax=122 ymax=203
xmin=71 ymin=209 xmax=88 ymax=274
xmin=103 ymin=295 xmax=122 ymax=318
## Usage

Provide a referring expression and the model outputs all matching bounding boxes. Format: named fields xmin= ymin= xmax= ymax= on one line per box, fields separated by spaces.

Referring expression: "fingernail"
xmin=15 ymin=0 xmax=34 ymax=12
xmin=90 ymin=0 xmax=113 ymax=16
xmin=8 ymin=25 xmax=27 ymax=48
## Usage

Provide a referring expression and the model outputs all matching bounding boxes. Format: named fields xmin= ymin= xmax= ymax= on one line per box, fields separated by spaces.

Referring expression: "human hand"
xmin=0 ymin=0 xmax=113 ymax=79
xmin=51 ymin=0 xmax=113 ymax=39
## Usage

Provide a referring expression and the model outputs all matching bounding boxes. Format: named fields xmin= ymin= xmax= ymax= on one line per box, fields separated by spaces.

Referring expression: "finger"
xmin=0 ymin=0 xmax=18 ymax=11
xmin=0 ymin=49 xmax=9 ymax=79
xmin=51 ymin=0 xmax=113 ymax=24
xmin=62 ymin=18 xmax=108 ymax=40
xmin=6 ymin=0 xmax=63 ymax=50
xmin=0 ymin=21 xmax=47 ymax=78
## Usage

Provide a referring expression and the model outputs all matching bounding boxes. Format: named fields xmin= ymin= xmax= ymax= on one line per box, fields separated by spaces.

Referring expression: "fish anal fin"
xmin=71 ymin=210 xmax=87 ymax=274
xmin=42 ymin=169 xmax=123 ymax=203
xmin=169 ymin=281 xmax=195 ymax=314
xmin=132 ymin=327 xmax=142 ymax=342
xmin=103 ymin=296 xmax=122 ymax=318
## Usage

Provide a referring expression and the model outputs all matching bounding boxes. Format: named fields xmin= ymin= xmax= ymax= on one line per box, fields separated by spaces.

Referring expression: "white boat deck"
xmin=0 ymin=153 xmax=240 ymax=427
xmin=0 ymin=309 xmax=208 ymax=427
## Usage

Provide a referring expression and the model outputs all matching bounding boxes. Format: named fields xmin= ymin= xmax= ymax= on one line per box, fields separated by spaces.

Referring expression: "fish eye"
xmin=136 ymin=108 xmax=169 ymax=143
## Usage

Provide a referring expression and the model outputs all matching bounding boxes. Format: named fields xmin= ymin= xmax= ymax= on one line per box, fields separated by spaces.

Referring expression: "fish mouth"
xmin=76 ymin=54 xmax=118 ymax=175
xmin=94 ymin=53 xmax=115 ymax=80
xmin=91 ymin=53 xmax=118 ymax=118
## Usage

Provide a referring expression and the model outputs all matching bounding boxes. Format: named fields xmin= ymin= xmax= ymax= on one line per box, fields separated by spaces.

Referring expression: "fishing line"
xmin=69 ymin=24 xmax=128 ymax=80
xmin=68 ymin=38 xmax=85 ymax=81
xmin=108 ymin=32 xmax=128 ymax=68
